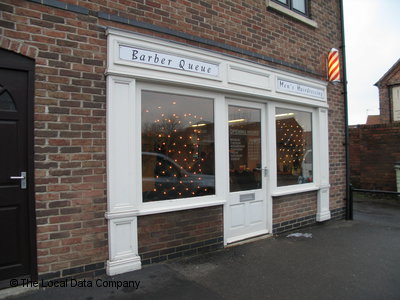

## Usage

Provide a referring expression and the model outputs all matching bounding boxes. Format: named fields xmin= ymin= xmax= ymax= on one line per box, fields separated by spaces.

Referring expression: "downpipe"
xmin=339 ymin=0 xmax=352 ymax=220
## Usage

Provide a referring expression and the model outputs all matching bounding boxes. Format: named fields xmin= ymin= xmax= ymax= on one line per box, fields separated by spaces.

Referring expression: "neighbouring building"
xmin=0 ymin=0 xmax=347 ymax=283
xmin=376 ymin=58 xmax=400 ymax=124
xmin=349 ymin=58 xmax=400 ymax=191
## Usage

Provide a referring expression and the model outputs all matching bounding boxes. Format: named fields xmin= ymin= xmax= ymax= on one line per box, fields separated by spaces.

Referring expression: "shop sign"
xmin=277 ymin=78 xmax=325 ymax=100
xmin=119 ymin=45 xmax=219 ymax=77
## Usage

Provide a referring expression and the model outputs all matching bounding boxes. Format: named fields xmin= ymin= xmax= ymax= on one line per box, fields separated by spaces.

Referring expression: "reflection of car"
xmin=142 ymin=152 xmax=215 ymax=201
xmin=298 ymin=150 xmax=312 ymax=183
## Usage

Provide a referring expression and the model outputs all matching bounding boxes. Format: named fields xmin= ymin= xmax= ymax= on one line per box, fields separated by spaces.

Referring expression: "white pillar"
xmin=106 ymin=75 xmax=141 ymax=275
xmin=395 ymin=162 xmax=400 ymax=193
xmin=316 ymin=108 xmax=331 ymax=221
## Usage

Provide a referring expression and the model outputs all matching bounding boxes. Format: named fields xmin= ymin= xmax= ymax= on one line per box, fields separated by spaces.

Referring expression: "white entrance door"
xmin=225 ymin=101 xmax=268 ymax=244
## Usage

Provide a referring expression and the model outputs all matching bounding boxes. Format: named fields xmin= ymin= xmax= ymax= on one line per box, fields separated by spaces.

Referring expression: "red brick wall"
xmin=349 ymin=123 xmax=400 ymax=191
xmin=378 ymin=87 xmax=391 ymax=124
xmin=349 ymin=127 xmax=361 ymax=187
xmin=327 ymin=85 xmax=347 ymax=211
xmin=1 ymin=2 xmax=108 ymax=278
xmin=0 ymin=0 xmax=346 ymax=277
xmin=273 ymin=191 xmax=317 ymax=233
xmin=138 ymin=206 xmax=223 ymax=264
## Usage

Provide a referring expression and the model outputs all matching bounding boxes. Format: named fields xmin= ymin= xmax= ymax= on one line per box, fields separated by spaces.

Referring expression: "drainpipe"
xmin=339 ymin=0 xmax=352 ymax=220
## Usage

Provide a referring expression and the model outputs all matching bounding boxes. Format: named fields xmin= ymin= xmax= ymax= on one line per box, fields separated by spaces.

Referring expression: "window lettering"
xmin=121 ymin=46 xmax=219 ymax=76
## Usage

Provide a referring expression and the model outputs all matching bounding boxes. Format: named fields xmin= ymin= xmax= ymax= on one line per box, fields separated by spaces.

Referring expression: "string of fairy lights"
xmin=276 ymin=119 xmax=307 ymax=172
xmin=142 ymin=105 xmax=213 ymax=200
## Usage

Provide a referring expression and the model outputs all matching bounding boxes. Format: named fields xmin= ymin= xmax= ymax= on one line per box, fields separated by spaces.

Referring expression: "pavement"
xmin=2 ymin=195 xmax=400 ymax=300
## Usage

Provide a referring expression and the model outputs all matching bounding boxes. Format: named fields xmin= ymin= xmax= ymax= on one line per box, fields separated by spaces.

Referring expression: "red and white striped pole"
xmin=327 ymin=48 xmax=340 ymax=83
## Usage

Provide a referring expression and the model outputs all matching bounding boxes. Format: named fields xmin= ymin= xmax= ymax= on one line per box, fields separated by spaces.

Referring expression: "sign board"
xmin=119 ymin=45 xmax=219 ymax=77
xmin=277 ymin=78 xmax=325 ymax=100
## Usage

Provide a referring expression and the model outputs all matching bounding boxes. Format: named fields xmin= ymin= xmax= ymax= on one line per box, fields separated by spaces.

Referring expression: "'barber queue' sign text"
xmin=119 ymin=45 xmax=219 ymax=77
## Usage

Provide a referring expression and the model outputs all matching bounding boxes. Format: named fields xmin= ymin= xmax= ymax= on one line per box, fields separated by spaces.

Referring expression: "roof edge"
xmin=375 ymin=58 xmax=400 ymax=86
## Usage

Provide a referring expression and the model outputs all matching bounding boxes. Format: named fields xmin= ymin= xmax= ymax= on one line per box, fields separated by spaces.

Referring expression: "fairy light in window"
xmin=141 ymin=97 xmax=215 ymax=201
xmin=276 ymin=112 xmax=308 ymax=173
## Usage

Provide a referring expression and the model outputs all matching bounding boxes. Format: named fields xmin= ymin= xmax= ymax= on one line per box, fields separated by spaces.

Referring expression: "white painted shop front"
xmin=105 ymin=28 xmax=331 ymax=275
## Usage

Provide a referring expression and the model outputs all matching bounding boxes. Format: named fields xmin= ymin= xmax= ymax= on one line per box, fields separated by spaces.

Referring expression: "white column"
xmin=316 ymin=108 xmax=331 ymax=221
xmin=395 ymin=163 xmax=400 ymax=193
xmin=106 ymin=75 xmax=141 ymax=275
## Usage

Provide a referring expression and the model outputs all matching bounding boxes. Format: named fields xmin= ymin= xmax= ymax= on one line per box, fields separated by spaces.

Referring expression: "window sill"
xmin=271 ymin=184 xmax=320 ymax=197
xmin=137 ymin=197 xmax=226 ymax=216
xmin=266 ymin=0 xmax=318 ymax=29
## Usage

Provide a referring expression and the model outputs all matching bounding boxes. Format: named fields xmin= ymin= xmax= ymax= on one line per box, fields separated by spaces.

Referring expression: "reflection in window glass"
xmin=229 ymin=106 xmax=262 ymax=192
xmin=141 ymin=91 xmax=215 ymax=202
xmin=276 ymin=108 xmax=312 ymax=186
xmin=0 ymin=89 xmax=16 ymax=111
xmin=272 ymin=0 xmax=307 ymax=15
xmin=292 ymin=0 xmax=306 ymax=13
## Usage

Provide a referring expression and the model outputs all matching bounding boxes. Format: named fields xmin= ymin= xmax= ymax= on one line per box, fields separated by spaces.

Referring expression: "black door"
xmin=0 ymin=49 xmax=36 ymax=283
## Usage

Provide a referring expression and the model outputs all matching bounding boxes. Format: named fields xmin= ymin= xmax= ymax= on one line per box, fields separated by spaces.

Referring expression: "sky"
xmin=343 ymin=0 xmax=400 ymax=125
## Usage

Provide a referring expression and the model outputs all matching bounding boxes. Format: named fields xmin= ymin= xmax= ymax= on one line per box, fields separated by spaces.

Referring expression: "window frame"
xmin=108 ymin=80 xmax=325 ymax=214
xmin=136 ymin=84 xmax=323 ymax=210
xmin=266 ymin=0 xmax=317 ymax=28
xmin=136 ymin=82 xmax=226 ymax=214
xmin=271 ymin=0 xmax=309 ymax=17
xmin=275 ymin=107 xmax=313 ymax=187
xmin=269 ymin=102 xmax=319 ymax=196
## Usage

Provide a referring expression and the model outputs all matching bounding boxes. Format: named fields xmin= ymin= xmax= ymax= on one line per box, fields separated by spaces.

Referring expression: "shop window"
xmin=276 ymin=108 xmax=312 ymax=186
xmin=272 ymin=0 xmax=308 ymax=16
xmin=141 ymin=91 xmax=215 ymax=202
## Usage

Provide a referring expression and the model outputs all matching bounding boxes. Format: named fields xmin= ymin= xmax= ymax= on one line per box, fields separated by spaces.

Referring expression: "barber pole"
xmin=328 ymin=48 xmax=340 ymax=83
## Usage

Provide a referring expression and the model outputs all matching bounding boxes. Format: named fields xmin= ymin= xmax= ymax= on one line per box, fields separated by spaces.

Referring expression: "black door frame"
xmin=0 ymin=49 xmax=37 ymax=281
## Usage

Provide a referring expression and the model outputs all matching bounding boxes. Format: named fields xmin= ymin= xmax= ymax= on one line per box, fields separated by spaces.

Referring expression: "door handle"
xmin=255 ymin=167 xmax=268 ymax=177
xmin=10 ymin=172 xmax=27 ymax=189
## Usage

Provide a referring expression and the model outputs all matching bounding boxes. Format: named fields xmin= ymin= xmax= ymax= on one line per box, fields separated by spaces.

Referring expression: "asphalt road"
xmin=4 ymin=198 xmax=400 ymax=300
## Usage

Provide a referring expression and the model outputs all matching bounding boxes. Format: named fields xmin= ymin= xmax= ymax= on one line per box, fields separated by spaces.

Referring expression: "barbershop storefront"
xmin=105 ymin=29 xmax=331 ymax=275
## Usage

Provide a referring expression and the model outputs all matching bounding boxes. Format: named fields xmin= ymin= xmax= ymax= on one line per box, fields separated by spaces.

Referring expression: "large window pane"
xmin=229 ymin=106 xmax=262 ymax=192
xmin=276 ymin=108 xmax=312 ymax=186
xmin=141 ymin=91 xmax=215 ymax=202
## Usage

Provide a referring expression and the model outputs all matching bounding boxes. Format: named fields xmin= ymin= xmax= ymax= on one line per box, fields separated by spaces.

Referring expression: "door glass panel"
xmin=229 ymin=106 xmax=262 ymax=192
xmin=141 ymin=91 xmax=215 ymax=202
xmin=0 ymin=87 xmax=16 ymax=111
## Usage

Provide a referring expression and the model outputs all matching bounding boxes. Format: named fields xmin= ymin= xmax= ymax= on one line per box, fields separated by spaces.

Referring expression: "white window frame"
xmin=107 ymin=78 xmax=330 ymax=210
xmin=135 ymin=82 xmax=227 ymax=216
xmin=269 ymin=102 xmax=319 ymax=196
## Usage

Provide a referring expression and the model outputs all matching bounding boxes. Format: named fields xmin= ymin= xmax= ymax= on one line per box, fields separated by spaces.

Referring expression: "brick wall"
xmin=349 ymin=127 xmax=361 ymax=187
xmin=349 ymin=123 xmax=400 ymax=191
xmin=272 ymin=191 xmax=317 ymax=233
xmin=327 ymin=84 xmax=347 ymax=211
xmin=1 ymin=1 xmax=108 ymax=278
xmin=378 ymin=87 xmax=391 ymax=124
xmin=0 ymin=0 xmax=346 ymax=278
xmin=138 ymin=206 xmax=223 ymax=265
